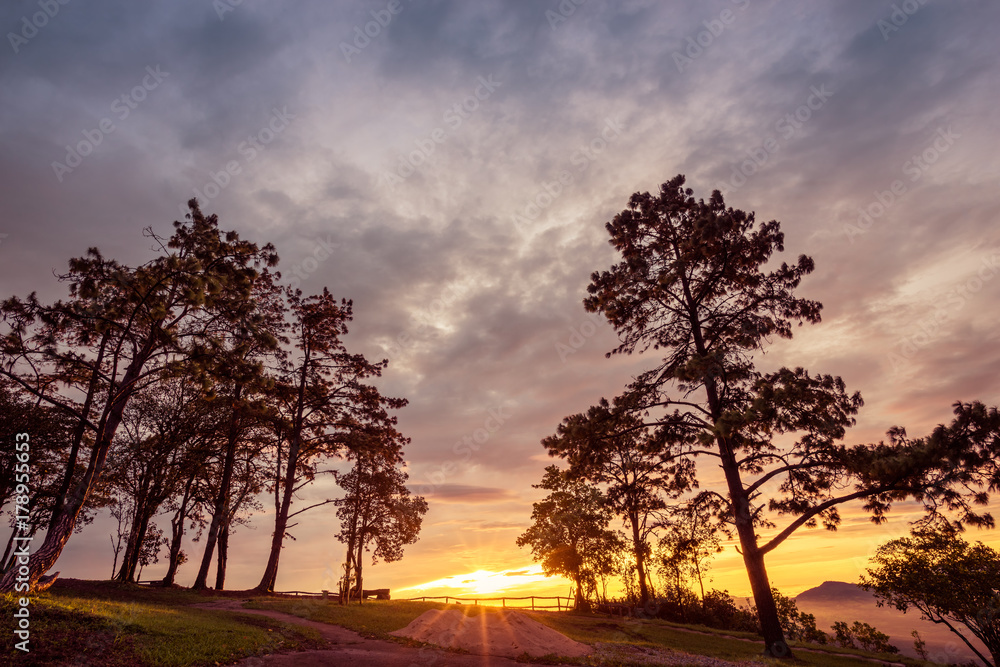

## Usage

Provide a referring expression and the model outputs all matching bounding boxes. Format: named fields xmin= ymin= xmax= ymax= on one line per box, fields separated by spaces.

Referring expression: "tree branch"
xmin=287 ymin=498 xmax=337 ymax=520
xmin=759 ymin=487 xmax=891 ymax=555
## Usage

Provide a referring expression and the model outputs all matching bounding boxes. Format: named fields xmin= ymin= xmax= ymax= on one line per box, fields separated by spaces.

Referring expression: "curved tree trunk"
xmin=691 ymin=289 xmax=791 ymax=660
xmin=720 ymin=438 xmax=788 ymax=658
xmin=193 ymin=385 xmax=242 ymax=590
xmin=256 ymin=352 xmax=309 ymax=594
xmin=255 ymin=462 xmax=293 ymax=593
xmin=49 ymin=331 xmax=109 ymax=532
xmin=0 ymin=339 xmax=153 ymax=594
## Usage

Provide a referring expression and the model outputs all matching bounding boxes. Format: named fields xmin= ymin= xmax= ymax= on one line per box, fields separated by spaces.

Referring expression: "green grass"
xmin=251 ymin=597 xmax=929 ymax=667
xmin=8 ymin=581 xmax=936 ymax=667
xmin=530 ymin=613 xmax=925 ymax=667
xmin=244 ymin=597 xmax=450 ymax=640
xmin=2 ymin=579 xmax=324 ymax=666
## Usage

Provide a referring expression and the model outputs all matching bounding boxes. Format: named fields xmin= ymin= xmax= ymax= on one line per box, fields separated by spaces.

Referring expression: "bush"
xmin=765 ymin=587 xmax=829 ymax=645
xmin=641 ymin=588 xmax=759 ymax=634
xmin=695 ymin=589 xmax=760 ymax=633
xmin=832 ymin=621 xmax=898 ymax=654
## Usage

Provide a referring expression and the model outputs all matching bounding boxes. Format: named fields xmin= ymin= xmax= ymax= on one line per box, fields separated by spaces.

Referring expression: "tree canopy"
xmin=0 ymin=201 xmax=418 ymax=595
xmin=516 ymin=465 xmax=623 ymax=609
xmin=861 ymin=529 xmax=1000 ymax=667
xmin=549 ymin=174 xmax=1000 ymax=657
xmin=335 ymin=448 xmax=427 ymax=603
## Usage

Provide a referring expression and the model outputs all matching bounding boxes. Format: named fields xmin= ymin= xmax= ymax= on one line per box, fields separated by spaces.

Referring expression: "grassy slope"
xmin=533 ymin=612 xmax=921 ymax=667
xmin=2 ymin=579 xmax=323 ymax=666
xmin=249 ymin=597 xmax=932 ymax=667
xmin=4 ymin=582 xmax=938 ymax=667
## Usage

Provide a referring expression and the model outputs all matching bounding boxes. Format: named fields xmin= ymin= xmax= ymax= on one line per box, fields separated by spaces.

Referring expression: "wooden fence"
xmin=274 ymin=590 xmax=329 ymax=598
xmin=134 ymin=582 xmax=574 ymax=612
xmin=135 ymin=582 xmax=333 ymax=599
xmin=403 ymin=595 xmax=573 ymax=611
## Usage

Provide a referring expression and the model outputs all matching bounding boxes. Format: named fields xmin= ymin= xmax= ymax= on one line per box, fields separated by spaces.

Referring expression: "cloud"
xmin=2 ymin=0 xmax=1000 ymax=597
xmin=414 ymin=484 xmax=518 ymax=504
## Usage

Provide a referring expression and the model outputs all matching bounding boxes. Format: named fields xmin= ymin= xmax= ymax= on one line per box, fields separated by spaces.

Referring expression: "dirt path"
xmin=191 ymin=599 xmax=525 ymax=667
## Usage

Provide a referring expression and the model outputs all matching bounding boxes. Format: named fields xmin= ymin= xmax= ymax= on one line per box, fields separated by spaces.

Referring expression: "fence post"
xmin=502 ymin=598 xmax=506 ymax=608
xmin=531 ymin=596 xmax=535 ymax=611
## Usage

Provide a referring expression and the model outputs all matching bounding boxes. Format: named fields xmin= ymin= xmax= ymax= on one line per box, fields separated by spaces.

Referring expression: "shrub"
xmin=832 ymin=621 xmax=898 ymax=654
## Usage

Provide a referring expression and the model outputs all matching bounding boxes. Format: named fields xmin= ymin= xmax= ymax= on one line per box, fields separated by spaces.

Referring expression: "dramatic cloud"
xmin=2 ymin=0 xmax=998 ymax=596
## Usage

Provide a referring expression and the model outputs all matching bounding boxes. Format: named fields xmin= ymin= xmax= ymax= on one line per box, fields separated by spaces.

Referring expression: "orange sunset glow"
xmin=2 ymin=2 xmax=1000 ymax=665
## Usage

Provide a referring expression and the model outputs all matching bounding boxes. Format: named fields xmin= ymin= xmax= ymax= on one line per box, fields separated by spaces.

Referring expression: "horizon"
xmin=2 ymin=0 xmax=1000 ymax=621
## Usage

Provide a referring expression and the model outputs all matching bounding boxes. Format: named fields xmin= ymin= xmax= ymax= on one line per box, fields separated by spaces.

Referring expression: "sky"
xmin=2 ymin=0 xmax=1000 ymax=601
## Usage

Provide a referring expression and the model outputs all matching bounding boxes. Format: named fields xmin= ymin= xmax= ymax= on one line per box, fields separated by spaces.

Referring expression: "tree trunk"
xmin=256 ymin=462 xmax=294 ymax=593
xmin=719 ymin=438 xmax=789 ymax=658
xmin=0 ymin=528 xmax=17 ymax=573
xmin=354 ymin=540 xmax=364 ymax=605
xmin=193 ymin=384 xmax=242 ymax=590
xmin=695 ymin=561 xmax=706 ymax=601
xmin=339 ymin=549 xmax=354 ymax=605
xmin=0 ymin=338 xmax=153 ymax=593
xmin=116 ymin=473 xmax=153 ymax=583
xmin=120 ymin=509 xmax=153 ymax=583
xmin=256 ymin=351 xmax=310 ymax=594
xmin=340 ymin=521 xmax=358 ymax=605
xmin=161 ymin=473 xmax=196 ymax=586
xmin=689 ymin=292 xmax=791 ymax=659
xmin=49 ymin=331 xmax=109 ymax=532
xmin=215 ymin=520 xmax=229 ymax=590
xmin=628 ymin=510 xmax=650 ymax=605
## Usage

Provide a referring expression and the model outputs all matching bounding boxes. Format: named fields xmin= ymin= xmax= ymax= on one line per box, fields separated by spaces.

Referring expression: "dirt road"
xmin=192 ymin=600 xmax=525 ymax=667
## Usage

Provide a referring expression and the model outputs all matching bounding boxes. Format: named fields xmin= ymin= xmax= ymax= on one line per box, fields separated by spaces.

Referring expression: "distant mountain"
xmin=795 ymin=581 xmax=874 ymax=604
xmin=792 ymin=581 xmax=985 ymax=663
